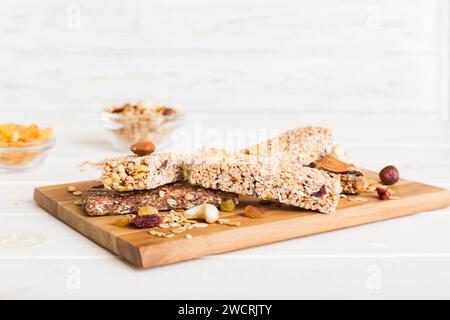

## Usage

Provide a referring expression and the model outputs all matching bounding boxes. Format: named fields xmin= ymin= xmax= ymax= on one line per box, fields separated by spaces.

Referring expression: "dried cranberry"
xmin=162 ymin=107 xmax=175 ymax=116
xmin=131 ymin=214 xmax=161 ymax=228
xmin=111 ymin=107 xmax=125 ymax=113
xmin=312 ymin=185 xmax=327 ymax=198
xmin=376 ymin=187 xmax=391 ymax=200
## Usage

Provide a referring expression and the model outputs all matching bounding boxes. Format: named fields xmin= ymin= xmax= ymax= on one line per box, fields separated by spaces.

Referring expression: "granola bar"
xmin=242 ymin=126 xmax=333 ymax=166
xmin=102 ymin=153 xmax=185 ymax=192
xmin=186 ymin=149 xmax=342 ymax=214
xmin=82 ymin=182 xmax=239 ymax=216
xmin=339 ymin=171 xmax=365 ymax=195
xmin=243 ymin=127 xmax=364 ymax=195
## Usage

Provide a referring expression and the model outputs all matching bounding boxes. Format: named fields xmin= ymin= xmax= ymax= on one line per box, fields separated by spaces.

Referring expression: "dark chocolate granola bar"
xmin=82 ymin=182 xmax=238 ymax=216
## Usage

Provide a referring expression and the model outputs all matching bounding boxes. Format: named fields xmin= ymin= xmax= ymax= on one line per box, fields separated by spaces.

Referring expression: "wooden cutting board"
xmin=33 ymin=172 xmax=450 ymax=269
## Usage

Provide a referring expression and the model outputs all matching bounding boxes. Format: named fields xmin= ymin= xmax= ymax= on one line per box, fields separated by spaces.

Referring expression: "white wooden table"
xmin=0 ymin=114 xmax=449 ymax=299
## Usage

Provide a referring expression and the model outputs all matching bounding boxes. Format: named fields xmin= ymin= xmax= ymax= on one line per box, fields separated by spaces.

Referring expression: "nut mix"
xmin=103 ymin=101 xmax=181 ymax=147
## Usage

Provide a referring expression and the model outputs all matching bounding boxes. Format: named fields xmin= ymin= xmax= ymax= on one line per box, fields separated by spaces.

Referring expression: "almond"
xmin=243 ymin=205 xmax=264 ymax=219
xmin=315 ymin=156 xmax=352 ymax=173
xmin=130 ymin=141 xmax=156 ymax=156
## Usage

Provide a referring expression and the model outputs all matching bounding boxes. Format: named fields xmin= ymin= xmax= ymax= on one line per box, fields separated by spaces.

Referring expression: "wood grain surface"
xmin=33 ymin=172 xmax=450 ymax=269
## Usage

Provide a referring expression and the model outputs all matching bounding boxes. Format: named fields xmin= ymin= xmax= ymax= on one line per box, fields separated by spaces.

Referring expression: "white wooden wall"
xmin=0 ymin=0 xmax=448 ymax=120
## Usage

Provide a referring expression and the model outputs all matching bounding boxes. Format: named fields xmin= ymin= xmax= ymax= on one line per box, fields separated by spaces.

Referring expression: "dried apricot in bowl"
xmin=0 ymin=123 xmax=54 ymax=171
xmin=0 ymin=124 xmax=53 ymax=143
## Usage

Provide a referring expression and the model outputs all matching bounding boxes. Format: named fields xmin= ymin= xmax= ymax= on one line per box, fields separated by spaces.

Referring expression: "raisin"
xmin=114 ymin=215 xmax=133 ymax=227
xmin=312 ymin=185 xmax=327 ymax=198
xmin=137 ymin=206 xmax=159 ymax=216
xmin=220 ymin=199 xmax=237 ymax=212
xmin=131 ymin=214 xmax=161 ymax=228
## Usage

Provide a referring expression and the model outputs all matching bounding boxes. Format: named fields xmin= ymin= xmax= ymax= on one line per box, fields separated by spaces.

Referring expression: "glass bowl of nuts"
xmin=101 ymin=101 xmax=185 ymax=152
xmin=0 ymin=124 xmax=55 ymax=172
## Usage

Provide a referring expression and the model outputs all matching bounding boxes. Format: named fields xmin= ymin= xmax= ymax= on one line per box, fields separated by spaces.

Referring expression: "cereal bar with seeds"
xmin=242 ymin=127 xmax=364 ymax=195
xmin=82 ymin=182 xmax=239 ymax=216
xmin=102 ymin=153 xmax=185 ymax=192
xmin=186 ymin=149 xmax=342 ymax=214
xmin=339 ymin=171 xmax=365 ymax=195
xmin=242 ymin=126 xmax=333 ymax=166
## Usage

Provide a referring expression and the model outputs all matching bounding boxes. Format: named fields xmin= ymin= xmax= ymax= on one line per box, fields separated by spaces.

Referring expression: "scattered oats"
xmin=79 ymin=160 xmax=105 ymax=172
xmin=348 ymin=197 xmax=368 ymax=202
xmin=185 ymin=225 xmax=194 ymax=230
xmin=170 ymin=222 xmax=181 ymax=228
xmin=167 ymin=199 xmax=177 ymax=207
xmin=72 ymin=191 xmax=82 ymax=196
xmin=67 ymin=186 xmax=77 ymax=192
xmin=185 ymin=234 xmax=193 ymax=240
xmin=184 ymin=193 xmax=195 ymax=201
xmin=171 ymin=227 xmax=186 ymax=234
xmin=339 ymin=194 xmax=347 ymax=199
xmin=74 ymin=200 xmax=82 ymax=206
xmin=165 ymin=234 xmax=175 ymax=238
xmin=159 ymin=190 xmax=165 ymax=198
xmin=149 ymin=230 xmax=167 ymax=238
xmin=218 ymin=218 xmax=230 ymax=224
xmin=227 ymin=221 xmax=241 ymax=227
xmin=159 ymin=223 xmax=169 ymax=229
xmin=193 ymin=223 xmax=208 ymax=228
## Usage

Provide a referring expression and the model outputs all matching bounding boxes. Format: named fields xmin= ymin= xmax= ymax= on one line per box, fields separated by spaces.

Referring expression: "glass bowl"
xmin=100 ymin=111 xmax=185 ymax=152
xmin=0 ymin=138 xmax=55 ymax=172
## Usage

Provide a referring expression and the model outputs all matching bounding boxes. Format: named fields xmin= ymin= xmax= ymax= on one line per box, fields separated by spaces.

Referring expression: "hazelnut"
xmin=130 ymin=141 xmax=156 ymax=156
xmin=379 ymin=165 xmax=399 ymax=185
xmin=376 ymin=187 xmax=391 ymax=200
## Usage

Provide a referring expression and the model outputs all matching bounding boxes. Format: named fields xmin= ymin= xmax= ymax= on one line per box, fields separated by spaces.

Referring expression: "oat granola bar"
xmin=339 ymin=171 xmax=365 ymax=194
xmin=243 ymin=127 xmax=364 ymax=195
xmin=82 ymin=183 xmax=239 ymax=216
xmin=102 ymin=153 xmax=185 ymax=192
xmin=186 ymin=149 xmax=341 ymax=214
xmin=242 ymin=126 xmax=333 ymax=166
